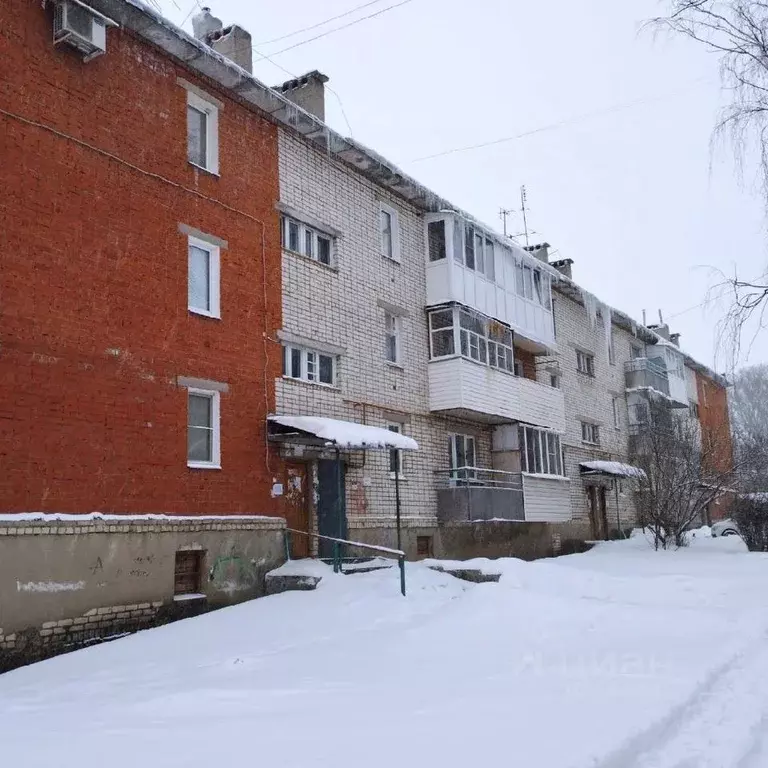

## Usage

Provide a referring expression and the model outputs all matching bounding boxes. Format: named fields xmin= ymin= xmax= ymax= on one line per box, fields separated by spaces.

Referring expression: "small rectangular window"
xmin=388 ymin=424 xmax=404 ymax=476
xmin=581 ymin=421 xmax=600 ymax=445
xmin=550 ymin=373 xmax=560 ymax=389
xmin=283 ymin=345 xmax=336 ymax=387
xmin=385 ymin=312 xmax=400 ymax=364
xmin=174 ymin=550 xmax=204 ymax=595
xmin=523 ymin=266 xmax=533 ymax=300
xmin=613 ymin=397 xmax=621 ymax=428
xmin=317 ymin=235 xmax=331 ymax=265
xmin=464 ymin=226 xmax=475 ymax=270
xmin=475 ymin=232 xmax=485 ymax=274
xmin=484 ymin=238 xmax=495 ymax=281
xmin=576 ymin=350 xmax=595 ymax=377
xmin=380 ymin=204 xmax=400 ymax=262
xmin=187 ymin=105 xmax=207 ymax=168
xmin=416 ymin=536 xmax=432 ymax=557
xmin=186 ymin=90 xmax=218 ymax=174
xmin=187 ymin=389 xmax=220 ymax=468
xmin=428 ymin=220 xmax=447 ymax=262
xmin=304 ymin=229 xmax=314 ymax=259
xmin=630 ymin=344 xmax=644 ymax=359
xmin=288 ymin=220 xmax=300 ymax=252
xmin=429 ymin=309 xmax=455 ymax=358
xmin=188 ymin=236 xmax=220 ymax=318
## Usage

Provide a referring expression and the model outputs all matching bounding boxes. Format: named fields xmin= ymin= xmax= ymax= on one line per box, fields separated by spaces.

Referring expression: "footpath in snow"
xmin=1 ymin=533 xmax=767 ymax=768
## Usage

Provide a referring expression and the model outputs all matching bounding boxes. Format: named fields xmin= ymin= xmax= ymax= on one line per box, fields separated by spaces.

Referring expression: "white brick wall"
xmin=548 ymin=289 xmax=640 ymax=531
xmin=277 ymin=131 xmax=493 ymax=528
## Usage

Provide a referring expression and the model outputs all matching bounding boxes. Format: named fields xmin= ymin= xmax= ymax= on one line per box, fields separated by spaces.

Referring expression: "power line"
xmin=253 ymin=0 xmax=416 ymax=61
xmin=255 ymin=0 xmax=388 ymax=46
xmin=411 ymin=78 xmax=713 ymax=162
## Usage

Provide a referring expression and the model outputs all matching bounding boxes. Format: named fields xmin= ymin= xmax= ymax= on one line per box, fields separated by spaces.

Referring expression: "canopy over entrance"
xmin=267 ymin=415 xmax=418 ymax=451
xmin=579 ymin=460 xmax=646 ymax=480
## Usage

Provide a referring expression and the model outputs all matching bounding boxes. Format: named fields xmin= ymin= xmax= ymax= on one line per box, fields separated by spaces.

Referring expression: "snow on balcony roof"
xmin=579 ymin=461 xmax=647 ymax=480
xmin=268 ymin=415 xmax=418 ymax=451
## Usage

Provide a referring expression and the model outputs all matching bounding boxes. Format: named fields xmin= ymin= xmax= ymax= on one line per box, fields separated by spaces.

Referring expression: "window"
xmin=550 ymin=373 xmax=560 ymax=389
xmin=576 ymin=350 xmax=595 ymax=377
xmin=188 ymin=389 xmax=220 ymax=468
xmin=428 ymin=220 xmax=446 ymax=262
xmin=380 ymin=204 xmax=400 ymax=262
xmin=613 ymin=397 xmax=622 ymax=429
xmin=188 ymin=236 xmax=220 ymax=318
xmin=690 ymin=401 xmax=700 ymax=419
xmin=416 ymin=536 xmax=433 ymax=557
xmin=281 ymin=215 xmax=334 ymax=267
xmin=388 ymin=424 xmax=404 ymax=477
xmin=484 ymin=237 xmax=495 ymax=281
xmin=581 ymin=421 xmax=600 ymax=445
xmin=174 ymin=550 xmax=204 ymax=596
xmin=428 ymin=307 xmax=514 ymax=372
xmin=487 ymin=321 xmax=514 ymax=373
xmin=449 ymin=434 xmax=477 ymax=481
xmin=429 ymin=309 xmax=455 ymax=358
xmin=519 ymin=426 xmax=564 ymax=476
xmin=384 ymin=312 xmax=400 ymax=364
xmin=630 ymin=344 xmax=644 ymax=359
xmin=282 ymin=345 xmax=336 ymax=386
xmin=464 ymin=225 xmax=475 ymax=270
xmin=514 ymin=359 xmax=525 ymax=377
xmin=186 ymin=90 xmax=219 ymax=173
xmin=459 ymin=310 xmax=487 ymax=364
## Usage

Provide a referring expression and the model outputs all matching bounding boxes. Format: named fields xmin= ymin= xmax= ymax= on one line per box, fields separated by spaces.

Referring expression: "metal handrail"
xmin=283 ymin=528 xmax=406 ymax=596
xmin=434 ymin=466 xmax=524 ymax=489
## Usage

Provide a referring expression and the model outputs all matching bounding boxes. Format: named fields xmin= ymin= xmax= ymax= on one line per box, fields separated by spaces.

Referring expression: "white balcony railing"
xmin=428 ymin=357 xmax=566 ymax=432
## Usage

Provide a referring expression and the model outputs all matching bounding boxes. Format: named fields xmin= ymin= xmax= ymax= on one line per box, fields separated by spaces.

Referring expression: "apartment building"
xmin=0 ymin=1 xmax=734 ymax=667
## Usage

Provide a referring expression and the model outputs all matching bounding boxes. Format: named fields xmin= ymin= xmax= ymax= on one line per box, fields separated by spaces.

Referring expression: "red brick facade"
xmin=0 ymin=1 xmax=283 ymax=515
xmin=696 ymin=371 xmax=734 ymax=521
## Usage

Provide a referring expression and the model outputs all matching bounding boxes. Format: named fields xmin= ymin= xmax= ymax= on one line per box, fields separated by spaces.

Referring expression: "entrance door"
xmin=317 ymin=459 xmax=347 ymax=559
xmin=587 ymin=485 xmax=609 ymax=540
xmin=284 ymin=463 xmax=310 ymax=558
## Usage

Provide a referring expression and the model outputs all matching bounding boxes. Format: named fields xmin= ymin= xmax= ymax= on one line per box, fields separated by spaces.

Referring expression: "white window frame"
xmin=187 ymin=388 xmax=221 ymax=469
xmin=581 ymin=421 xmax=600 ymax=446
xmin=519 ymin=425 xmax=564 ymax=476
xmin=379 ymin=203 xmax=401 ymax=263
xmin=449 ymin=433 xmax=477 ymax=483
xmin=281 ymin=215 xmax=334 ymax=267
xmin=576 ymin=350 xmax=595 ymax=377
xmin=282 ymin=344 xmax=336 ymax=387
xmin=186 ymin=90 xmax=219 ymax=174
xmin=384 ymin=312 xmax=401 ymax=365
xmin=187 ymin=235 xmax=221 ymax=319
xmin=387 ymin=423 xmax=405 ymax=479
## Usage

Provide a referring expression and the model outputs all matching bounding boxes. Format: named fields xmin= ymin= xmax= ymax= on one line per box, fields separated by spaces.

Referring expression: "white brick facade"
xmin=276 ymin=131 xmax=494 ymax=538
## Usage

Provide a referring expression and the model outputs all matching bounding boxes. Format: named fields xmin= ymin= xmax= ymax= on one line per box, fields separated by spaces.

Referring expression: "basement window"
xmin=416 ymin=536 xmax=432 ymax=557
xmin=174 ymin=550 xmax=204 ymax=596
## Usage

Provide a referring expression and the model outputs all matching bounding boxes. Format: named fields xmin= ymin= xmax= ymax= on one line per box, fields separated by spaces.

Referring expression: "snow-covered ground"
xmin=2 ymin=534 xmax=768 ymax=767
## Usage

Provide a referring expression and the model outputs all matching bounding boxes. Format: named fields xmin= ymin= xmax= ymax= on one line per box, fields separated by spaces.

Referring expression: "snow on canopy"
xmin=579 ymin=460 xmax=647 ymax=479
xmin=268 ymin=415 xmax=418 ymax=451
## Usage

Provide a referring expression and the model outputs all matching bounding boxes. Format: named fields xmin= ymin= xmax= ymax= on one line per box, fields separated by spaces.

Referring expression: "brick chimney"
xmin=274 ymin=71 xmax=329 ymax=121
xmin=524 ymin=242 xmax=551 ymax=264
xmin=191 ymin=8 xmax=253 ymax=74
xmin=551 ymin=258 xmax=574 ymax=280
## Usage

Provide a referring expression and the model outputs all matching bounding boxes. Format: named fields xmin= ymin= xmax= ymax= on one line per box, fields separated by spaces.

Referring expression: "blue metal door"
xmin=317 ymin=459 xmax=347 ymax=558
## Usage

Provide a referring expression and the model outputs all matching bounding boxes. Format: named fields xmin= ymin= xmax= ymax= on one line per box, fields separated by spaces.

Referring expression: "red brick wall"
xmin=696 ymin=372 xmax=734 ymax=521
xmin=0 ymin=1 xmax=284 ymax=515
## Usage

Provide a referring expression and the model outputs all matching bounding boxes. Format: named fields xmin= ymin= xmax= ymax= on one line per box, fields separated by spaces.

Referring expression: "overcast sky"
xmin=158 ymin=0 xmax=768 ymax=370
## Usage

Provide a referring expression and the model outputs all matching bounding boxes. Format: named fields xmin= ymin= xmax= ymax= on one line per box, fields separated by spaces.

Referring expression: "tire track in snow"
xmin=593 ymin=631 xmax=768 ymax=768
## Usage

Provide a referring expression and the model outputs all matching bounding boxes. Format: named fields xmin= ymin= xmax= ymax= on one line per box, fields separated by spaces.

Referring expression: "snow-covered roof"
xmin=268 ymin=415 xmax=418 ymax=451
xmin=579 ymin=461 xmax=647 ymax=480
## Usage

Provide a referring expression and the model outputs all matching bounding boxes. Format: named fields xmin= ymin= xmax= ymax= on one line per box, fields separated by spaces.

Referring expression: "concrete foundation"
xmin=0 ymin=515 xmax=286 ymax=671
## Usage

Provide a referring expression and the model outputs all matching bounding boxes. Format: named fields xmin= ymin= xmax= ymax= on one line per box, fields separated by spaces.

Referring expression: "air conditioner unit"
xmin=53 ymin=0 xmax=110 ymax=61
